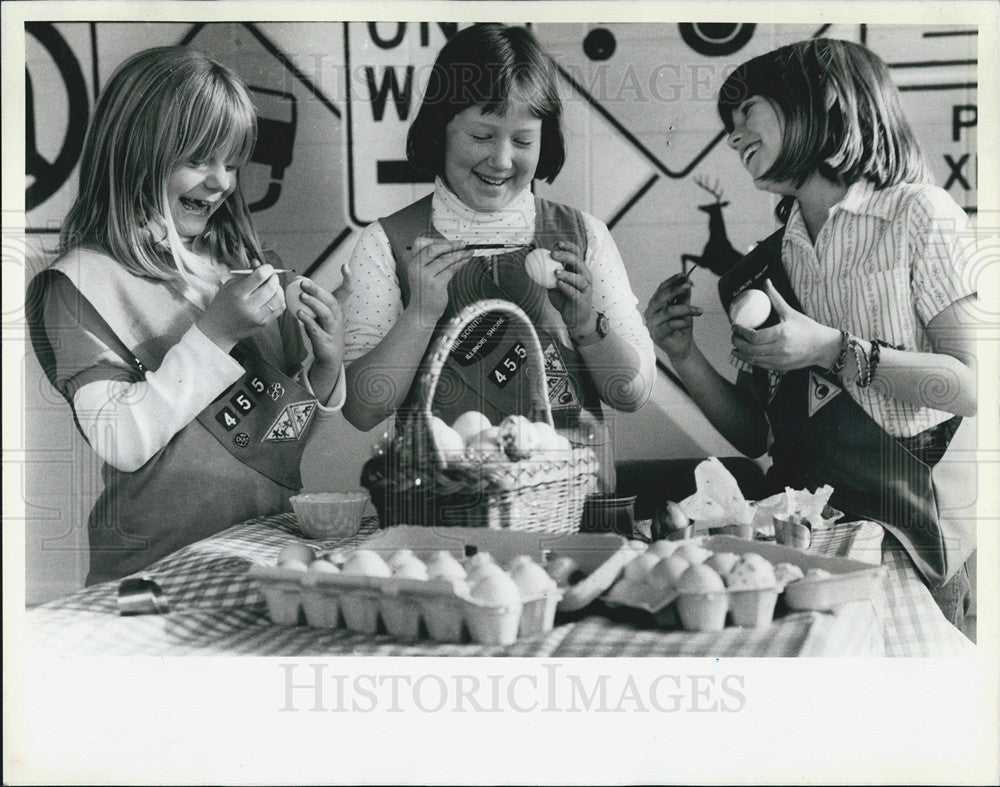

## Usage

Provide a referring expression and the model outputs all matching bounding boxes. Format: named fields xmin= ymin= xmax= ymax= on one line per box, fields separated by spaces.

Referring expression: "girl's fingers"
xmin=554 ymin=267 xmax=589 ymax=291
xmin=648 ymin=304 xmax=702 ymax=326
xmin=417 ymin=240 xmax=466 ymax=266
xmin=300 ymin=279 xmax=337 ymax=310
xmin=555 ymin=240 xmax=582 ymax=258
xmin=650 ymin=281 xmax=691 ymax=307
xmin=429 ymin=249 xmax=475 ymax=277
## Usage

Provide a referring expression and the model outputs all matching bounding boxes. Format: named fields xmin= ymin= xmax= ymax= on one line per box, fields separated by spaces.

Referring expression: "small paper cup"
xmin=774 ymin=516 xmax=811 ymax=549
xmin=290 ymin=492 xmax=369 ymax=540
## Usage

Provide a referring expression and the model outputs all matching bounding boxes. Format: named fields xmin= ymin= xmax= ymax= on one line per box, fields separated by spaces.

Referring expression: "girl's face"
xmin=166 ymin=153 xmax=237 ymax=248
xmin=727 ymin=95 xmax=789 ymax=195
xmin=442 ymin=102 xmax=542 ymax=213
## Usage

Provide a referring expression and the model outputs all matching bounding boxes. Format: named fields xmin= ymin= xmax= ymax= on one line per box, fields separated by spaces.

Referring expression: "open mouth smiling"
xmin=179 ymin=196 xmax=217 ymax=215
xmin=741 ymin=143 xmax=761 ymax=167
xmin=475 ymin=172 xmax=512 ymax=187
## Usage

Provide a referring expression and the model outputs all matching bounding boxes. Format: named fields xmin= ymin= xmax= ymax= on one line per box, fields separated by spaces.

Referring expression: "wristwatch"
xmin=575 ymin=312 xmax=609 ymax=346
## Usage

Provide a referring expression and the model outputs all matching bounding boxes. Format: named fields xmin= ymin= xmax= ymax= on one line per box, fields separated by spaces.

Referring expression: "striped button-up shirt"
xmin=782 ymin=180 xmax=974 ymax=437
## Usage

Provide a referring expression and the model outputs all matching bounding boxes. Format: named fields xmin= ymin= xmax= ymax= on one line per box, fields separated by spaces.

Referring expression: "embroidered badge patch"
xmin=262 ymin=400 xmax=317 ymax=442
xmin=542 ymin=341 xmax=580 ymax=410
xmin=807 ymin=370 xmax=842 ymax=417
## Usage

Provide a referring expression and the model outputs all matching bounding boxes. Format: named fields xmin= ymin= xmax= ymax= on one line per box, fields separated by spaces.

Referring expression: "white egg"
xmin=465 ymin=428 xmax=506 ymax=462
xmin=524 ymin=248 xmax=563 ymax=289
xmin=729 ymin=288 xmax=772 ymax=330
xmin=623 ymin=552 xmax=662 ymax=582
xmin=497 ymin=415 xmax=538 ymax=460
xmin=430 ymin=416 xmax=466 ymax=456
xmin=451 ymin=411 xmax=492 ymax=443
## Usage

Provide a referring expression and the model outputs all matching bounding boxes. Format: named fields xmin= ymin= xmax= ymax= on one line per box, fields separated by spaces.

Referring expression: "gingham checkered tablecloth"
xmin=26 ymin=515 xmax=973 ymax=657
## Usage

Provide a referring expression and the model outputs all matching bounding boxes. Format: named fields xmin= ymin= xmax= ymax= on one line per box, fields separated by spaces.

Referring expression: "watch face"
xmin=597 ymin=312 xmax=609 ymax=337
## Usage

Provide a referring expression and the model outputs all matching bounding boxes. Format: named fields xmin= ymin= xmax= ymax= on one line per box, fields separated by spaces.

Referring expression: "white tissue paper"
xmin=678 ymin=457 xmax=755 ymax=532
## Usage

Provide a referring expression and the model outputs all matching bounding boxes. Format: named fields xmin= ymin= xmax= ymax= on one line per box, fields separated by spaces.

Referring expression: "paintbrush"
xmin=667 ymin=268 xmax=696 ymax=305
xmin=404 ymin=242 xmax=530 ymax=251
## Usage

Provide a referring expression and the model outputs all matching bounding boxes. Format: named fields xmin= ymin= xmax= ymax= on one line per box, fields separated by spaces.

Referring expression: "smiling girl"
xmin=342 ymin=24 xmax=654 ymax=490
xmin=27 ymin=47 xmax=347 ymax=584
xmin=645 ymin=38 xmax=977 ymax=627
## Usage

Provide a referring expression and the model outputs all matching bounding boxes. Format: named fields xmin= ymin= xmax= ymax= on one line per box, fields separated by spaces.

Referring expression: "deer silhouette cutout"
xmin=680 ymin=176 xmax=742 ymax=277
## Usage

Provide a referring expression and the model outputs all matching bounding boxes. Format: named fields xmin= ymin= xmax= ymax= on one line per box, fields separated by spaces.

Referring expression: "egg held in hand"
xmin=524 ymin=247 xmax=564 ymax=289
xmin=729 ymin=288 xmax=772 ymax=330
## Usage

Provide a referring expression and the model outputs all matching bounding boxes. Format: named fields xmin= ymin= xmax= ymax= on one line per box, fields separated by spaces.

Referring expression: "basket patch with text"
xmin=450 ymin=311 xmax=508 ymax=366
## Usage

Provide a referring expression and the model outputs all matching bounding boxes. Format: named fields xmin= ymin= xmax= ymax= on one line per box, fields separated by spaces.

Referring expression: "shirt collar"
xmin=784 ymin=179 xmax=890 ymax=243
xmin=835 ymin=179 xmax=891 ymax=219
xmin=431 ymin=176 xmax=536 ymax=246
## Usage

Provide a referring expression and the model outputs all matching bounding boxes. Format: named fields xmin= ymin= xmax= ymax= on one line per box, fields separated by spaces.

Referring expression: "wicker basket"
xmin=362 ymin=299 xmax=598 ymax=534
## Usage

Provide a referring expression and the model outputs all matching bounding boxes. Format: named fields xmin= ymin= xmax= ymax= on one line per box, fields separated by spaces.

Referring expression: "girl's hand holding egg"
xmin=728 ymin=288 xmax=772 ymax=331
xmin=199 ymin=263 xmax=285 ymax=350
xmin=546 ymin=241 xmax=596 ymax=338
xmin=731 ymin=279 xmax=844 ymax=373
xmin=524 ymin=248 xmax=564 ymax=289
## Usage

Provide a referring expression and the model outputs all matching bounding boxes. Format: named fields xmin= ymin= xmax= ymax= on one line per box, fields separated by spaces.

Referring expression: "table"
xmin=26 ymin=514 xmax=974 ymax=657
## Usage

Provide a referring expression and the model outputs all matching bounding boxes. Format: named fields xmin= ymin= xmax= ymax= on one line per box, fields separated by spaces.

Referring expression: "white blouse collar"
xmin=431 ymin=177 xmax=536 ymax=249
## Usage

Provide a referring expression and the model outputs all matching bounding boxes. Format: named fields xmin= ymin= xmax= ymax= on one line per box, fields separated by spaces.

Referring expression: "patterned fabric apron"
xmin=380 ymin=195 xmax=613 ymax=489
xmin=28 ymin=253 xmax=317 ymax=583
xmin=719 ymin=231 xmax=976 ymax=586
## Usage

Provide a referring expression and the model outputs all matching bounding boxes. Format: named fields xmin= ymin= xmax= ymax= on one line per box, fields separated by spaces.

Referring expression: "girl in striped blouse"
xmin=646 ymin=38 xmax=977 ymax=629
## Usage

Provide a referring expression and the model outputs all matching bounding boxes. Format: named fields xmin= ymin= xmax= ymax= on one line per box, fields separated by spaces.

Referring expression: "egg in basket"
xmin=361 ymin=299 xmax=599 ymax=534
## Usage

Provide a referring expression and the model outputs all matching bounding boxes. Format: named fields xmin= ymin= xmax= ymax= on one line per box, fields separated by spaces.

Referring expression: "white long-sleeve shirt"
xmin=42 ymin=268 xmax=345 ymax=473
xmin=343 ymin=179 xmax=656 ymax=404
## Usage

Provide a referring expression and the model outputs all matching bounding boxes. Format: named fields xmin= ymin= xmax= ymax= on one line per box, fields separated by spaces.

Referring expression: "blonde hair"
xmin=60 ymin=46 xmax=263 ymax=283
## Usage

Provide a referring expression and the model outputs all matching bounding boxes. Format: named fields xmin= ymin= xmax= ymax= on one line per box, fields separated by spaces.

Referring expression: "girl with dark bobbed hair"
xmin=646 ymin=38 xmax=977 ymax=627
xmin=343 ymin=24 xmax=654 ymax=490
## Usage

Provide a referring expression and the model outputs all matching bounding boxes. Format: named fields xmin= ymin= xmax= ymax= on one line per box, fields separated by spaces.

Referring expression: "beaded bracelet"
xmin=849 ymin=336 xmax=870 ymax=387
xmin=827 ymin=329 xmax=850 ymax=376
xmin=861 ymin=339 xmax=901 ymax=389
xmin=859 ymin=340 xmax=882 ymax=388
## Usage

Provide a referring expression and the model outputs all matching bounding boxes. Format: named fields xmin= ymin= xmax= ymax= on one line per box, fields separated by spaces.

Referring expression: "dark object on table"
xmin=616 ymin=457 xmax=766 ymax=521
xmin=117 ymin=577 xmax=169 ymax=615
xmin=580 ymin=493 xmax=637 ymax=538
xmin=651 ymin=499 xmax=691 ymax=541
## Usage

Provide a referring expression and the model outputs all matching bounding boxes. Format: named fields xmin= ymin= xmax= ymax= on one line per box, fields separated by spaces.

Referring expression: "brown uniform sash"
xmin=719 ymin=231 xmax=976 ymax=586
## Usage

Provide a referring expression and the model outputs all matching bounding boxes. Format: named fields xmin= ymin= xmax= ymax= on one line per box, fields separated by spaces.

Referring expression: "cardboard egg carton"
xmin=602 ymin=535 xmax=887 ymax=632
xmin=250 ymin=526 xmax=629 ymax=646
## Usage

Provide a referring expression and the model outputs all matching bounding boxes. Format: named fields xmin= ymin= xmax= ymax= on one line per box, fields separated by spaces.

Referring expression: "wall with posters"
xmin=21 ymin=20 xmax=978 ymax=600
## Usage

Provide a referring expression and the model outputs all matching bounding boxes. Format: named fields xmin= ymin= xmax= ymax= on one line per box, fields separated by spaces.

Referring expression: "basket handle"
xmin=419 ymin=298 xmax=554 ymax=467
